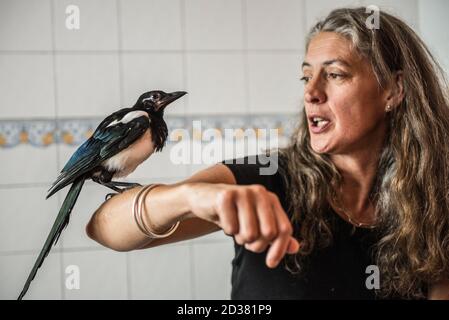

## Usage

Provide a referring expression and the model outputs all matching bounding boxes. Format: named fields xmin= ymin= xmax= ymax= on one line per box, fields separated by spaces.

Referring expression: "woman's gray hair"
xmin=277 ymin=7 xmax=449 ymax=299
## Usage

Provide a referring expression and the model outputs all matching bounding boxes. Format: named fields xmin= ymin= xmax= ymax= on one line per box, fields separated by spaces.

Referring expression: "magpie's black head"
xmin=134 ymin=90 xmax=187 ymax=115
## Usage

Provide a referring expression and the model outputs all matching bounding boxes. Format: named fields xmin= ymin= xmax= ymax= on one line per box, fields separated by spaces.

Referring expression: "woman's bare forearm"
xmin=86 ymin=164 xmax=237 ymax=251
xmin=86 ymin=163 xmax=300 ymax=268
xmin=86 ymin=183 xmax=193 ymax=252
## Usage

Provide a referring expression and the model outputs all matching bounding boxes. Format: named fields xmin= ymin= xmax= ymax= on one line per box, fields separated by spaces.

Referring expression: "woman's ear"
xmin=385 ymin=71 xmax=405 ymax=110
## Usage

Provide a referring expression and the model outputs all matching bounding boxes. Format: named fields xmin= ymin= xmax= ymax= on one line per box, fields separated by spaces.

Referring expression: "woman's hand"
xmin=187 ymin=182 xmax=300 ymax=268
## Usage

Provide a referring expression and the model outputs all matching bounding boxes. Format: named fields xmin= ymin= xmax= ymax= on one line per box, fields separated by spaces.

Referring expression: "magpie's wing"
xmin=46 ymin=114 xmax=150 ymax=198
xmin=60 ymin=108 xmax=133 ymax=173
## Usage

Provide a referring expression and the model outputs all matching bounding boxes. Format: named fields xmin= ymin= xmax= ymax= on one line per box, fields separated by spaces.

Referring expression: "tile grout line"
xmin=0 ymin=49 xmax=303 ymax=55
xmin=0 ymin=176 xmax=198 ymax=189
xmin=180 ymin=0 xmax=188 ymax=118
xmin=0 ymin=239 xmax=206 ymax=257
xmin=241 ymin=0 xmax=250 ymax=116
xmin=115 ymin=0 xmax=131 ymax=300
xmin=180 ymin=0 xmax=195 ymax=300
xmin=303 ymin=0 xmax=308 ymax=43
xmin=116 ymin=0 xmax=125 ymax=108
xmin=241 ymin=0 xmax=252 ymax=162
xmin=0 ymin=246 xmax=108 ymax=257
xmin=415 ymin=0 xmax=421 ymax=33
xmin=189 ymin=242 xmax=196 ymax=299
xmin=0 ymin=182 xmax=57 ymax=189
xmin=0 ymin=238 xmax=228 ymax=257
xmin=49 ymin=0 xmax=65 ymax=300
xmin=179 ymin=0 xmax=189 ymax=179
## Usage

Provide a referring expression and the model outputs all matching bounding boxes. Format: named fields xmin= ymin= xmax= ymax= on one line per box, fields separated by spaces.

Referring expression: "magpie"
xmin=18 ymin=90 xmax=187 ymax=300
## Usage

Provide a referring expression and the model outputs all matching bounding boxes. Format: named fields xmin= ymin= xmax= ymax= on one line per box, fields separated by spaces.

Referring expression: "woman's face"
xmin=302 ymin=31 xmax=389 ymax=155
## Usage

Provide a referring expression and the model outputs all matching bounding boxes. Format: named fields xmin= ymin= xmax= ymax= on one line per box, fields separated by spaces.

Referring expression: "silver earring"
xmin=386 ymin=105 xmax=392 ymax=112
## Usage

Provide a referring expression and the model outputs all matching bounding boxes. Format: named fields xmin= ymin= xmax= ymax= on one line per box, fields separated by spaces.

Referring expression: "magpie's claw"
xmin=109 ymin=181 xmax=142 ymax=188
xmin=105 ymin=193 xmax=118 ymax=201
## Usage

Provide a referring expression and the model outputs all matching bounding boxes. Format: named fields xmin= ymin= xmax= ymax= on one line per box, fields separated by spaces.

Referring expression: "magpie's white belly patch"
xmin=102 ymin=129 xmax=155 ymax=178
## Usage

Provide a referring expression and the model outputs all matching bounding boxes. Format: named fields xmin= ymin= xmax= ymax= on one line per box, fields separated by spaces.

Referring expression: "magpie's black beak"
xmin=159 ymin=91 xmax=187 ymax=110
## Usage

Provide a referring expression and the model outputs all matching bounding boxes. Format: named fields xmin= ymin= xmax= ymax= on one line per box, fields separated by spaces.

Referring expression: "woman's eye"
xmin=327 ymin=72 xmax=345 ymax=80
xmin=300 ymin=76 xmax=311 ymax=83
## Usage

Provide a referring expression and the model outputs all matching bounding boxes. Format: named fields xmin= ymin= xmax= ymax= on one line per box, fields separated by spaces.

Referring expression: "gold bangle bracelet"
xmin=132 ymin=184 xmax=180 ymax=239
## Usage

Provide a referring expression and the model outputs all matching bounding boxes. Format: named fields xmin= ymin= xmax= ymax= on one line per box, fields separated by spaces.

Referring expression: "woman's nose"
xmin=304 ymin=79 xmax=327 ymax=104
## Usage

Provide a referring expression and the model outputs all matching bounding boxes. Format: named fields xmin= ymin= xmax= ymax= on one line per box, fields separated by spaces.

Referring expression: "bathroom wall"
xmin=0 ymin=0 xmax=447 ymax=299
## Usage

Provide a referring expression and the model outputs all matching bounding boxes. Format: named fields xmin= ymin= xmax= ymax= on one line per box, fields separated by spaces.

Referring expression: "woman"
xmin=86 ymin=8 xmax=449 ymax=299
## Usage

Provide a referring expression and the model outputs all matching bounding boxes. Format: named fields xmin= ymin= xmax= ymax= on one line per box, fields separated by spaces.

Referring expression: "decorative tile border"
xmin=0 ymin=114 xmax=299 ymax=148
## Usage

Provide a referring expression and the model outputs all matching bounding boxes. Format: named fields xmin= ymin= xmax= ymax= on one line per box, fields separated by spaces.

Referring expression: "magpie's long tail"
xmin=18 ymin=176 xmax=86 ymax=300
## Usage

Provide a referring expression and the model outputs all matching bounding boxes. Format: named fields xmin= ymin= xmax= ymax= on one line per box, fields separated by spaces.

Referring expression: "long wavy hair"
xmin=277 ymin=7 xmax=449 ymax=299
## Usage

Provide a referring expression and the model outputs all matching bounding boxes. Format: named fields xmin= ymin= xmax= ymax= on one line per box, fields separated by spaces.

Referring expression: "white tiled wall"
xmin=418 ymin=0 xmax=449 ymax=74
xmin=53 ymin=0 xmax=119 ymax=51
xmin=248 ymin=53 xmax=304 ymax=114
xmin=0 ymin=252 xmax=62 ymax=300
xmin=0 ymin=55 xmax=55 ymax=119
xmin=129 ymin=243 xmax=192 ymax=299
xmin=0 ymin=145 xmax=59 ymax=184
xmin=193 ymin=241 xmax=234 ymax=299
xmin=185 ymin=0 xmax=244 ymax=50
xmin=0 ymin=0 xmax=53 ymax=50
xmin=0 ymin=0 xmax=447 ymax=300
xmin=120 ymin=0 xmax=183 ymax=51
xmin=56 ymin=54 xmax=121 ymax=117
xmin=246 ymin=0 xmax=305 ymax=50
xmin=360 ymin=0 xmax=419 ymax=29
xmin=305 ymin=0 xmax=362 ymax=29
xmin=63 ymin=250 xmax=128 ymax=299
xmin=0 ymin=186 xmax=60 ymax=252
xmin=186 ymin=53 xmax=247 ymax=114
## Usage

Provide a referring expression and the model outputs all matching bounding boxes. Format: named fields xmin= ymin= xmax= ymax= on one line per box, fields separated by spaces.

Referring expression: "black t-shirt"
xmin=221 ymin=154 xmax=380 ymax=300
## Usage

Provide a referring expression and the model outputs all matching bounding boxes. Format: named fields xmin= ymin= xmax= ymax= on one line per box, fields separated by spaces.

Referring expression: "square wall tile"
xmin=56 ymin=54 xmax=120 ymax=117
xmin=120 ymin=0 xmax=182 ymax=50
xmin=0 ymin=55 xmax=55 ymax=119
xmin=129 ymin=243 xmax=192 ymax=299
xmin=185 ymin=0 xmax=243 ymax=50
xmin=0 ymin=252 xmax=61 ymax=300
xmin=419 ymin=0 xmax=449 ymax=74
xmin=122 ymin=53 xmax=185 ymax=115
xmin=246 ymin=0 xmax=305 ymax=50
xmin=0 ymin=186 xmax=60 ymax=252
xmin=248 ymin=53 xmax=303 ymax=114
xmin=53 ymin=0 xmax=119 ymax=50
xmin=193 ymin=241 xmax=234 ymax=299
xmin=0 ymin=145 xmax=58 ymax=184
xmin=62 ymin=250 xmax=127 ymax=299
xmin=0 ymin=0 xmax=52 ymax=50
xmin=186 ymin=53 xmax=246 ymax=114
xmin=305 ymin=0 xmax=361 ymax=30
xmin=360 ymin=0 xmax=418 ymax=30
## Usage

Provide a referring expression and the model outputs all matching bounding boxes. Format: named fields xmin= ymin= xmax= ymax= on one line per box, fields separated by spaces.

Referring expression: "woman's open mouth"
xmin=309 ymin=116 xmax=331 ymax=134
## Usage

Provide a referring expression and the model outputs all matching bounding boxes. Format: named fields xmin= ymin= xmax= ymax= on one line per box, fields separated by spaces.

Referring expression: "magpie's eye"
xmin=152 ymin=94 xmax=160 ymax=100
